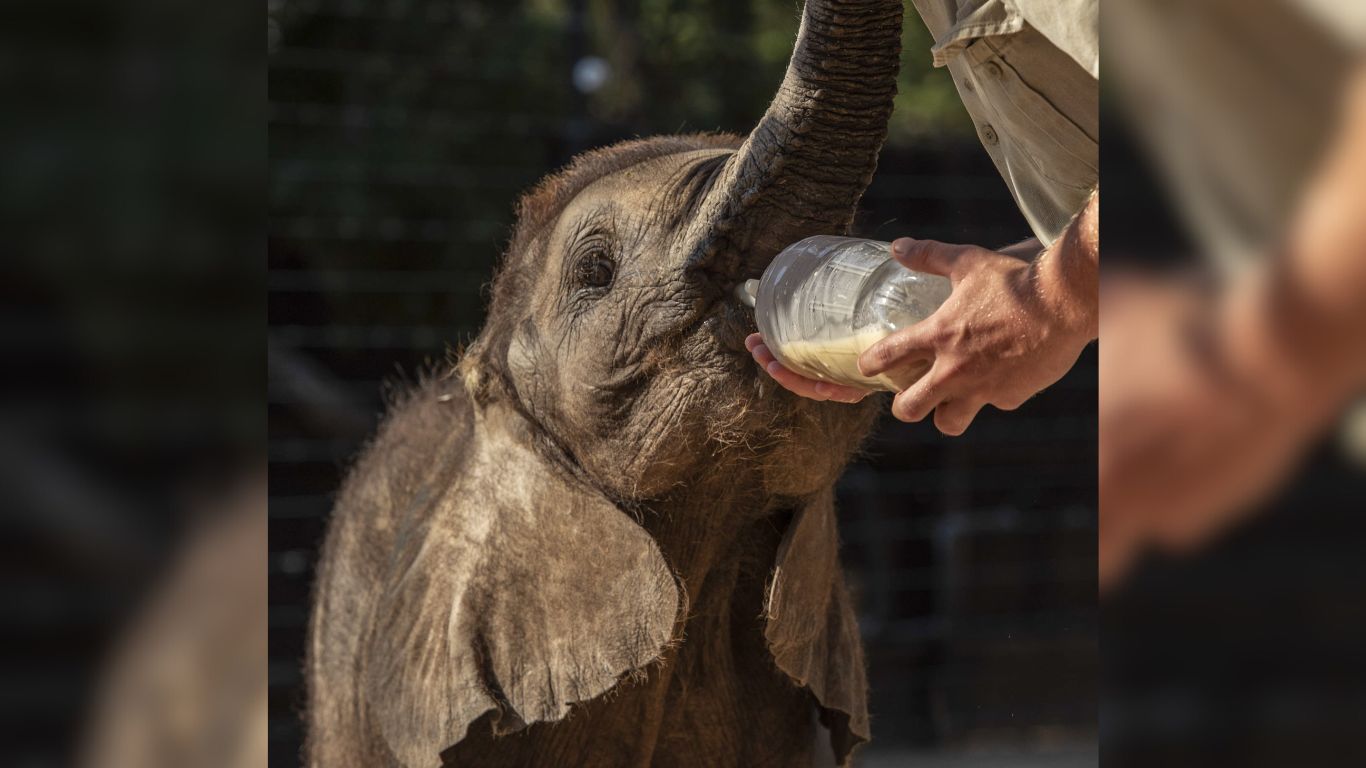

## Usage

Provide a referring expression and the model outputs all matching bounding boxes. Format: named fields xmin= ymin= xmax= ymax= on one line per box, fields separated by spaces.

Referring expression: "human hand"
xmin=745 ymin=333 xmax=870 ymax=404
xmin=857 ymin=235 xmax=1097 ymax=434
xmin=1097 ymin=273 xmax=1313 ymax=591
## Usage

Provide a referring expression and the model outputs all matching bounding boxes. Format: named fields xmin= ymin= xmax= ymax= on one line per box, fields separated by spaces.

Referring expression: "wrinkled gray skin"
xmin=307 ymin=1 xmax=903 ymax=765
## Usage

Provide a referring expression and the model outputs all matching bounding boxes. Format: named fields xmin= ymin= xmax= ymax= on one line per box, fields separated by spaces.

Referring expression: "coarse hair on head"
xmin=459 ymin=133 xmax=742 ymax=404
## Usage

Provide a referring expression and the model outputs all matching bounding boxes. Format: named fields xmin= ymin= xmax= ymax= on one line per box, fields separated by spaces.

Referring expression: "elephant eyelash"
xmin=572 ymin=247 xmax=615 ymax=290
xmin=562 ymin=224 xmax=618 ymax=312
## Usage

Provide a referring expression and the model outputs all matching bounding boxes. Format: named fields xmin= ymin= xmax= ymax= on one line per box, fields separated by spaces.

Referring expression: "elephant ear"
xmin=363 ymin=408 xmax=680 ymax=767
xmin=764 ymin=488 xmax=869 ymax=766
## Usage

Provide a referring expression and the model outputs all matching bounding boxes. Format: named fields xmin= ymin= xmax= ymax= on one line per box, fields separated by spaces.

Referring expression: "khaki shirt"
xmin=910 ymin=0 xmax=1099 ymax=245
xmin=1105 ymin=0 xmax=1365 ymax=463
xmin=1108 ymin=0 xmax=1361 ymax=273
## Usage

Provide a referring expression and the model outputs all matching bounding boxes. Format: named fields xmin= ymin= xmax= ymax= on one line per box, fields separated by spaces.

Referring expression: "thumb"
xmin=890 ymin=238 xmax=974 ymax=279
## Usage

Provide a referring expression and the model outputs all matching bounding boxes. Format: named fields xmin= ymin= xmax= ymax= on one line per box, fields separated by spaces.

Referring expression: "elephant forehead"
xmin=558 ymin=148 xmax=733 ymax=223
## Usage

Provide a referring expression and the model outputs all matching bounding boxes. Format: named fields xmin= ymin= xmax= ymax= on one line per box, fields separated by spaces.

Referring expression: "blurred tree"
xmin=576 ymin=0 xmax=970 ymax=140
xmin=892 ymin=4 xmax=974 ymax=141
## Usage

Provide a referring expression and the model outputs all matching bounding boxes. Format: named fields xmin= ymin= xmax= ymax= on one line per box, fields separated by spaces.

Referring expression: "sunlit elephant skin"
xmin=306 ymin=1 xmax=904 ymax=765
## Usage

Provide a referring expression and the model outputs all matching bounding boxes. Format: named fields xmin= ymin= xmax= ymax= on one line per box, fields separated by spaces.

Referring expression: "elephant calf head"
xmin=459 ymin=0 xmax=904 ymax=502
xmin=458 ymin=137 xmax=866 ymax=502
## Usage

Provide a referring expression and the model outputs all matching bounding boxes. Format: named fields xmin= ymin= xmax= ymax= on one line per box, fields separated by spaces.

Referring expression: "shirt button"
xmin=983 ymin=61 xmax=1004 ymax=79
xmin=980 ymin=123 xmax=999 ymax=145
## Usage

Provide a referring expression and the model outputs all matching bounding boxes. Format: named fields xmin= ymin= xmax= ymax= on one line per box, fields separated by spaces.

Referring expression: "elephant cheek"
xmin=766 ymin=401 xmax=878 ymax=496
xmin=507 ymin=327 xmax=565 ymax=427
xmin=506 ymin=337 xmax=536 ymax=404
xmin=615 ymin=384 xmax=711 ymax=497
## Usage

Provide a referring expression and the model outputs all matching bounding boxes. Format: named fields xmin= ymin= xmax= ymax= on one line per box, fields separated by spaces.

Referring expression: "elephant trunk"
xmin=684 ymin=0 xmax=903 ymax=278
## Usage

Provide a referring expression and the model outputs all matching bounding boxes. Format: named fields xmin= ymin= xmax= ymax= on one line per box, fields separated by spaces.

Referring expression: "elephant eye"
xmin=573 ymin=250 xmax=616 ymax=290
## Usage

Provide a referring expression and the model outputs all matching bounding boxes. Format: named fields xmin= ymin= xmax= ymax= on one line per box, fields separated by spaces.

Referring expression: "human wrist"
xmin=1032 ymin=194 xmax=1099 ymax=341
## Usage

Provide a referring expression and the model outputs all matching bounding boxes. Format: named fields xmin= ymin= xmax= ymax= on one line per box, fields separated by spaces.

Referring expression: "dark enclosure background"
xmin=268 ymin=0 xmax=1097 ymax=764
xmin=1099 ymin=98 xmax=1366 ymax=767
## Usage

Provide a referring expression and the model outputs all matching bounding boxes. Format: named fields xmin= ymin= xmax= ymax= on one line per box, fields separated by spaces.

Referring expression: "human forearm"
xmin=1032 ymin=188 xmax=1099 ymax=341
xmin=1224 ymin=70 xmax=1366 ymax=424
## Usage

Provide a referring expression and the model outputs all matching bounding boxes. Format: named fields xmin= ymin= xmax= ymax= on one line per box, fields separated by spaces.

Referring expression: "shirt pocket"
xmin=964 ymin=28 xmax=1099 ymax=195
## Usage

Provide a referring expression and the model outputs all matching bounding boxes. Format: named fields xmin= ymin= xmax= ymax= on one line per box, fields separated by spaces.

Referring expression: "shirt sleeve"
xmin=1009 ymin=0 xmax=1099 ymax=78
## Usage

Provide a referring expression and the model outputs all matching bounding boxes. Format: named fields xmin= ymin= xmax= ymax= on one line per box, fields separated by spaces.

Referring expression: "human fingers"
xmin=748 ymin=342 xmax=822 ymax=398
xmin=763 ymin=359 xmax=835 ymax=401
xmin=932 ymin=398 xmax=984 ymax=436
xmin=751 ymin=341 xmax=868 ymax=402
xmin=889 ymin=363 xmax=950 ymax=423
xmin=890 ymin=237 xmax=977 ymax=279
xmin=812 ymin=381 xmax=870 ymax=404
xmin=858 ymin=322 xmax=937 ymax=377
xmin=750 ymin=340 xmax=777 ymax=367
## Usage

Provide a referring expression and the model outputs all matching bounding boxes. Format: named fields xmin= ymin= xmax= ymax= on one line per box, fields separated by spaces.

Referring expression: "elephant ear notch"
xmin=363 ymin=407 xmax=680 ymax=767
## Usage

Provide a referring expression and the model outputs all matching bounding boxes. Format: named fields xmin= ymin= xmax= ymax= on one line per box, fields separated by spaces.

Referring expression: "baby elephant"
xmin=307 ymin=0 xmax=904 ymax=765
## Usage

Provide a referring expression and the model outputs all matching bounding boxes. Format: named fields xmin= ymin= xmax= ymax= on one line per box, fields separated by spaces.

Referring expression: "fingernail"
xmin=754 ymin=344 xmax=769 ymax=358
xmin=744 ymin=334 xmax=761 ymax=351
xmin=814 ymin=382 xmax=831 ymax=397
xmin=891 ymin=239 xmax=911 ymax=256
xmin=766 ymin=361 xmax=782 ymax=374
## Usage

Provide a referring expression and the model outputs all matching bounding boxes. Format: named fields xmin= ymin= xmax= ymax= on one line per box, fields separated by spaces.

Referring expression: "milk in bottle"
xmin=745 ymin=236 xmax=951 ymax=392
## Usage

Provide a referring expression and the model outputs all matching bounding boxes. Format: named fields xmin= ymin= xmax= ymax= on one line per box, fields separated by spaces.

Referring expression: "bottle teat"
xmin=734 ymin=279 xmax=759 ymax=308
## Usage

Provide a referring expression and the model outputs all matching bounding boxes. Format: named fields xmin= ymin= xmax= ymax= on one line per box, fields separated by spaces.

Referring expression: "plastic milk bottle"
xmin=738 ymin=236 xmax=950 ymax=392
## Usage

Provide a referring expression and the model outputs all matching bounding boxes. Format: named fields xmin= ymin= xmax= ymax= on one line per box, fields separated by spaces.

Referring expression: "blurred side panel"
xmin=1102 ymin=0 xmax=1366 ymax=765
xmin=0 ymin=0 xmax=264 ymax=764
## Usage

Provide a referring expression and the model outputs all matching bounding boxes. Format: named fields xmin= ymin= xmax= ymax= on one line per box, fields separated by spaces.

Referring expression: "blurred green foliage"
xmin=576 ymin=0 xmax=972 ymax=141
xmin=892 ymin=5 xmax=975 ymax=142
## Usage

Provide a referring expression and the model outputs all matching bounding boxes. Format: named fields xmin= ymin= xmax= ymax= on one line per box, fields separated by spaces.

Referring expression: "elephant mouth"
xmin=661 ymin=285 xmax=756 ymax=372
xmin=703 ymin=299 xmax=757 ymax=356
xmin=674 ymin=259 xmax=757 ymax=348
xmin=667 ymin=255 xmax=765 ymax=359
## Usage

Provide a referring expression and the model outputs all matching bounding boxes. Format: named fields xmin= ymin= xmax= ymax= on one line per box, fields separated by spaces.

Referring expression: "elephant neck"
xmin=624 ymin=467 xmax=820 ymax=759
xmin=635 ymin=459 xmax=821 ymax=670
